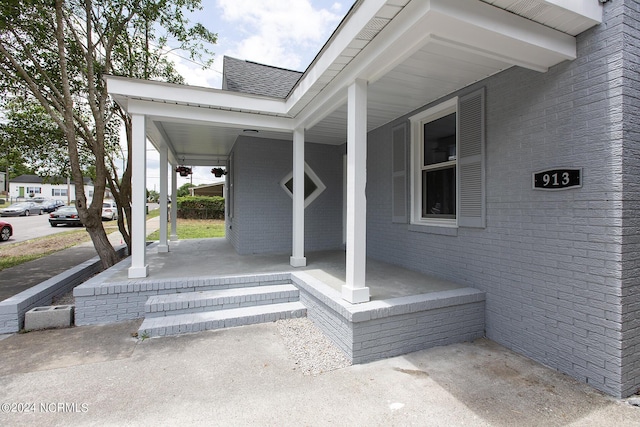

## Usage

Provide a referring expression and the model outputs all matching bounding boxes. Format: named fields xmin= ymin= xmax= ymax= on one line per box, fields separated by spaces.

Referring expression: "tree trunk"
xmin=54 ymin=0 xmax=118 ymax=269
xmin=84 ymin=210 xmax=120 ymax=268
xmin=108 ymin=110 xmax=133 ymax=251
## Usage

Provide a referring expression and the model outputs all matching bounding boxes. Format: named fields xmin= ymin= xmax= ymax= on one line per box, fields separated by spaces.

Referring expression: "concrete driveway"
xmin=1 ymin=320 xmax=639 ymax=426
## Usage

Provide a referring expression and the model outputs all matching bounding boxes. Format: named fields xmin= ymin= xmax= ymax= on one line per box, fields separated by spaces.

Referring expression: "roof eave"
xmin=288 ymin=0 xmax=599 ymax=129
xmin=104 ymin=75 xmax=289 ymax=117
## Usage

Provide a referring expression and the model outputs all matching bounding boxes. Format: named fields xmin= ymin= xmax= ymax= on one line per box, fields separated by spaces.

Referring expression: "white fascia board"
xmin=286 ymin=0 xmax=388 ymax=113
xmin=545 ymin=0 xmax=602 ymax=24
xmin=292 ymin=0 xmax=435 ymax=129
xmin=294 ymin=0 xmax=578 ymax=129
xmin=294 ymin=91 xmax=347 ymax=131
xmin=431 ymin=0 xmax=577 ymax=63
xmin=105 ymin=75 xmax=288 ymax=116
xmin=127 ymin=99 xmax=294 ymax=132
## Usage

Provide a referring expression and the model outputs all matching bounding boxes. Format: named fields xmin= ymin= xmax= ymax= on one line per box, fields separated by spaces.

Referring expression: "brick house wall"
xmin=366 ymin=1 xmax=638 ymax=397
xmin=220 ymin=1 xmax=640 ymax=398
xmin=227 ymin=136 xmax=344 ymax=255
xmin=620 ymin=0 xmax=640 ymax=399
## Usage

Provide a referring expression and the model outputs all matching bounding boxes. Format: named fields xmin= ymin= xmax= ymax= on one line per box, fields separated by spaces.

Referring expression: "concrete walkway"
xmin=1 ymin=320 xmax=639 ymax=426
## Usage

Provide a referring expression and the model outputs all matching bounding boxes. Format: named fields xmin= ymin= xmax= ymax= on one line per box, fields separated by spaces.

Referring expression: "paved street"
xmin=0 ymin=213 xmax=78 ymax=244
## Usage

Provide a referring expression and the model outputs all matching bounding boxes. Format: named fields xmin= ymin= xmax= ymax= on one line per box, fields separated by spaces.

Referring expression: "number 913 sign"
xmin=533 ymin=168 xmax=582 ymax=191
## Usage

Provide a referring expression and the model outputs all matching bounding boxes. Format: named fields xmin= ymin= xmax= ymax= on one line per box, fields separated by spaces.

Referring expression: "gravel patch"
xmin=51 ymin=285 xmax=351 ymax=376
xmin=276 ymin=317 xmax=351 ymax=376
xmin=52 ymin=290 xmax=75 ymax=306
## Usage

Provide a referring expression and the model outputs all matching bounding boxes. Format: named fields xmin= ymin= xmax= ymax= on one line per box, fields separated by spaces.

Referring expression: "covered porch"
xmin=87 ymin=238 xmax=470 ymax=300
xmin=74 ymin=237 xmax=485 ymax=363
xmin=105 ymin=0 xmax=599 ymax=305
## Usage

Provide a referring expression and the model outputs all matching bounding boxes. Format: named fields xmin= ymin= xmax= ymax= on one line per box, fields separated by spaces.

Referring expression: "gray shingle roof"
xmin=222 ymin=56 xmax=303 ymax=99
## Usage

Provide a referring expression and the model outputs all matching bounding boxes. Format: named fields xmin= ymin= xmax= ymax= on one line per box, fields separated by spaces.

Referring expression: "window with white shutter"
xmin=458 ymin=88 xmax=485 ymax=228
xmin=408 ymin=88 xmax=485 ymax=229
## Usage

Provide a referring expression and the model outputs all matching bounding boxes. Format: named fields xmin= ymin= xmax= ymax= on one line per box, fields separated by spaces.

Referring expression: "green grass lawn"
xmin=0 ymin=229 xmax=92 ymax=271
xmin=0 ymin=207 xmax=222 ymax=271
xmin=147 ymin=219 xmax=225 ymax=240
xmin=147 ymin=207 xmax=161 ymax=219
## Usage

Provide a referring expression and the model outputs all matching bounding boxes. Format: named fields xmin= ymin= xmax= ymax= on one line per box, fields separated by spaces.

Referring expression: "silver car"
xmin=102 ymin=200 xmax=118 ymax=221
xmin=0 ymin=202 xmax=43 ymax=217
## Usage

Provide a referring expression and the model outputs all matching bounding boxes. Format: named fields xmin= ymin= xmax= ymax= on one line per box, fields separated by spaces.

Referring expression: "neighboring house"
xmin=189 ymin=182 xmax=225 ymax=198
xmin=9 ymin=175 xmax=98 ymax=203
xmin=106 ymin=1 xmax=640 ymax=398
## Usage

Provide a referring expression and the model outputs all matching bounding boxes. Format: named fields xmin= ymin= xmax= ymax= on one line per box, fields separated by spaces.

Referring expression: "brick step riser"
xmin=145 ymin=290 xmax=300 ymax=318
xmin=139 ymin=305 xmax=307 ymax=338
xmin=148 ymin=279 xmax=292 ymax=295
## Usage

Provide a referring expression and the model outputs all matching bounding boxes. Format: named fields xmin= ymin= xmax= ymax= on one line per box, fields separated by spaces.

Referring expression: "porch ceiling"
xmin=107 ymin=0 xmax=601 ymax=165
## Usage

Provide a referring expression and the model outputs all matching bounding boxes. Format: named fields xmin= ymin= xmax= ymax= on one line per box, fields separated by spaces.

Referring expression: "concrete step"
xmin=138 ymin=301 xmax=307 ymax=338
xmin=144 ymin=284 xmax=300 ymax=318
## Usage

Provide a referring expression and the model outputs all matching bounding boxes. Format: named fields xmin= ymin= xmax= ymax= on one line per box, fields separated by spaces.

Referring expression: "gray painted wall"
xmin=367 ymin=1 xmax=638 ymax=397
xmin=227 ymin=136 xmax=344 ymax=255
xmin=620 ymin=0 xmax=640 ymax=399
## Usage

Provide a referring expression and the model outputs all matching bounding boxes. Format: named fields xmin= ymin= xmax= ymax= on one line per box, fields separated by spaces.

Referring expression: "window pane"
xmin=422 ymin=167 xmax=456 ymax=218
xmin=423 ymin=112 xmax=456 ymax=166
xmin=284 ymin=173 xmax=319 ymax=200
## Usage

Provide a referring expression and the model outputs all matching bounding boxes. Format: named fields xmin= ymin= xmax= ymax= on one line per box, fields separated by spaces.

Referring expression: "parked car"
xmin=34 ymin=199 xmax=60 ymax=213
xmin=53 ymin=200 xmax=66 ymax=208
xmin=102 ymin=200 xmax=118 ymax=221
xmin=0 ymin=221 xmax=12 ymax=241
xmin=49 ymin=206 xmax=83 ymax=227
xmin=0 ymin=202 xmax=43 ymax=217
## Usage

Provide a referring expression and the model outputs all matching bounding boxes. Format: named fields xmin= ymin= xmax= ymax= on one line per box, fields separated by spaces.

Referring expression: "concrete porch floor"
xmin=75 ymin=236 xmax=485 ymax=364
xmin=110 ymin=238 xmax=465 ymax=301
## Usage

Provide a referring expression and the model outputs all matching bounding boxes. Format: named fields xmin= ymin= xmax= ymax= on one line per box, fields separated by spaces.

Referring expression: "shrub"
xmin=177 ymin=196 xmax=225 ymax=219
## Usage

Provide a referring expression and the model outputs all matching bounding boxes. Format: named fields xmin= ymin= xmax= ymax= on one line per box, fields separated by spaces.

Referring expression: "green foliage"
xmin=147 ymin=189 xmax=159 ymax=202
xmin=0 ymin=0 xmax=217 ymax=263
xmin=0 ymin=97 xmax=85 ymax=178
xmin=177 ymin=196 xmax=224 ymax=219
xmin=176 ymin=182 xmax=195 ymax=198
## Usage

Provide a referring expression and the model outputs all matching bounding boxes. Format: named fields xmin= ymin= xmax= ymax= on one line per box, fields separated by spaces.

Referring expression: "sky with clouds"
xmin=146 ymin=0 xmax=349 ymax=192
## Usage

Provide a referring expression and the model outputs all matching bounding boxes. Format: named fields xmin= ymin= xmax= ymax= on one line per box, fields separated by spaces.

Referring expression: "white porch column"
xmin=158 ymin=144 xmax=169 ymax=253
xmin=128 ymin=113 xmax=149 ymax=278
xmin=290 ymin=128 xmax=307 ymax=267
xmin=342 ymin=79 xmax=370 ymax=303
xmin=170 ymin=164 xmax=178 ymax=241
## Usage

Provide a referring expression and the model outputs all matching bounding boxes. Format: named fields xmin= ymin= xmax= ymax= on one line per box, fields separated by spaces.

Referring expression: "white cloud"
xmin=168 ymin=0 xmax=345 ymax=88
xmin=173 ymin=59 xmax=222 ymax=89
xmin=216 ymin=0 xmax=343 ymax=70
xmin=142 ymin=0 xmax=346 ymax=191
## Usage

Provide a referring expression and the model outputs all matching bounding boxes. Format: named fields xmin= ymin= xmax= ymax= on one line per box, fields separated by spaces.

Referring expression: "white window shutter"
xmin=392 ymin=123 xmax=407 ymax=223
xmin=458 ymin=88 xmax=485 ymax=228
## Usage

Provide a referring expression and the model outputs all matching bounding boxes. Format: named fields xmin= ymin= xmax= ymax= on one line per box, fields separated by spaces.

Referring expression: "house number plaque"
xmin=533 ymin=168 xmax=581 ymax=191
